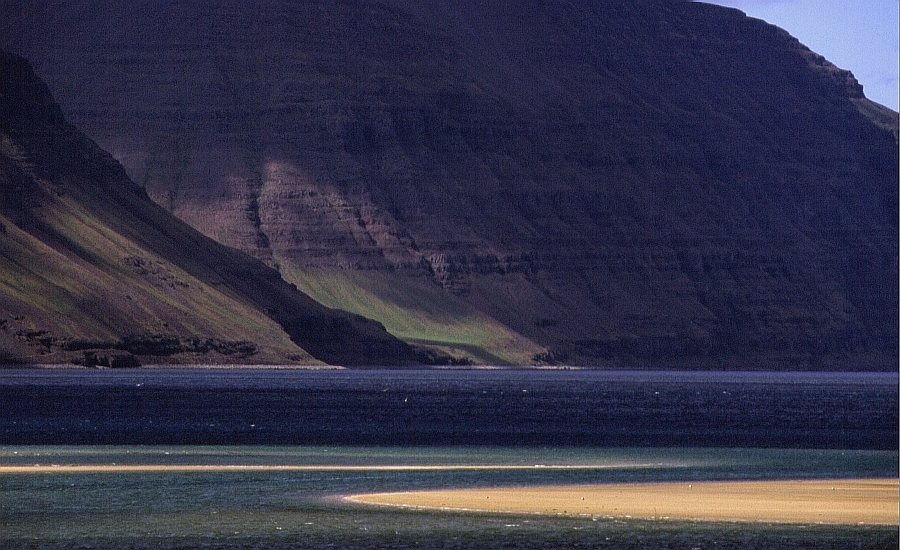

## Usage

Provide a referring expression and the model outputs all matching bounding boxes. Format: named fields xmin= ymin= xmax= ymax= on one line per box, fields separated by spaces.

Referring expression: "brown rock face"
xmin=0 ymin=49 xmax=419 ymax=366
xmin=2 ymin=0 xmax=897 ymax=368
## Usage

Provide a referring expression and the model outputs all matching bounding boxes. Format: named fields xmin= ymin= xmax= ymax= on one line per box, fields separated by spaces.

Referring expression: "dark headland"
xmin=1 ymin=0 xmax=897 ymax=369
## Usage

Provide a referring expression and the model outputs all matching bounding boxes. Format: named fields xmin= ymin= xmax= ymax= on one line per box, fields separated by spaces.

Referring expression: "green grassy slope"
xmin=281 ymin=265 xmax=545 ymax=365
xmin=0 ymin=195 xmax=312 ymax=364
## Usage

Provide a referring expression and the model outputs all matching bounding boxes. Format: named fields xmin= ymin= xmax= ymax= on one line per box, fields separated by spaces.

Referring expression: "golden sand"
xmin=0 ymin=463 xmax=663 ymax=474
xmin=347 ymin=479 xmax=900 ymax=525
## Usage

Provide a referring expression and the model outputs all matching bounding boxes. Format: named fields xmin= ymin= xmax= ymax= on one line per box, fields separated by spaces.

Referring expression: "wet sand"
xmin=347 ymin=479 xmax=900 ymax=525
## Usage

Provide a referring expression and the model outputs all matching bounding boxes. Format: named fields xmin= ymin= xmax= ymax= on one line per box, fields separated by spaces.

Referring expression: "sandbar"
xmin=346 ymin=479 xmax=900 ymax=525
xmin=0 ymin=462 xmax=665 ymax=474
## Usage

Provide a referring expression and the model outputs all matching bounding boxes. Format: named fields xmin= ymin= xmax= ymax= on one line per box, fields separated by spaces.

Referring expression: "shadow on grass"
xmin=406 ymin=338 xmax=513 ymax=366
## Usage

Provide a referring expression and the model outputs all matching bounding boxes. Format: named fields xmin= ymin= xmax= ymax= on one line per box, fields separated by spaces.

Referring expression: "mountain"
xmin=2 ymin=0 xmax=897 ymax=368
xmin=0 ymin=49 xmax=420 ymax=366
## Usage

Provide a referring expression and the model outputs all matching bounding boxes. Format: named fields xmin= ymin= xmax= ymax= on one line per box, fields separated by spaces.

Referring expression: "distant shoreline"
xmin=1 ymin=364 xmax=898 ymax=375
xmin=0 ymin=363 xmax=344 ymax=370
xmin=0 ymin=363 xmax=668 ymax=372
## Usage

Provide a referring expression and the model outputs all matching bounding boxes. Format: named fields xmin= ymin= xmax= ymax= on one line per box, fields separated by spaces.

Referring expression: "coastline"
xmin=0 ymin=363 xmax=582 ymax=371
xmin=2 ymin=365 xmax=898 ymax=378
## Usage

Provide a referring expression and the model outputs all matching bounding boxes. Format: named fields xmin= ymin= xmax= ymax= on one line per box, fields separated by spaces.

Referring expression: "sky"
xmin=703 ymin=0 xmax=899 ymax=110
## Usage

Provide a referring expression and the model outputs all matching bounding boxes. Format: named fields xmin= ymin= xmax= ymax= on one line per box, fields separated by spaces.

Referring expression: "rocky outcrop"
xmin=73 ymin=351 xmax=141 ymax=369
xmin=2 ymin=1 xmax=896 ymax=368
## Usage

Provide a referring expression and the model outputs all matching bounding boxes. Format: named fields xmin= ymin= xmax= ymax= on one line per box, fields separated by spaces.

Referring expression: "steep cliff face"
xmin=0 ymin=49 xmax=418 ymax=366
xmin=2 ymin=0 xmax=896 ymax=368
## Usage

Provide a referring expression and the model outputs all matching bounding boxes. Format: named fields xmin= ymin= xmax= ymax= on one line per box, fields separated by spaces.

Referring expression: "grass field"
xmin=282 ymin=266 xmax=544 ymax=364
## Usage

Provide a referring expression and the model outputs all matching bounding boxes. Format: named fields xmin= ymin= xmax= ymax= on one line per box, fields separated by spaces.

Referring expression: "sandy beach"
xmin=347 ymin=479 xmax=900 ymax=525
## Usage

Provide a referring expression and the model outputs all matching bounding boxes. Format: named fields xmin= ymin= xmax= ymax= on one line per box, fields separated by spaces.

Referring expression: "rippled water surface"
xmin=1 ymin=369 xmax=895 ymax=447
xmin=1 ymin=369 xmax=896 ymax=548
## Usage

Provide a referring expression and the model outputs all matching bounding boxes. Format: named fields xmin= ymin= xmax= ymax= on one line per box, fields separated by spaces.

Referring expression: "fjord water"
xmin=1 ymin=369 xmax=896 ymax=448
xmin=1 ymin=369 xmax=897 ymax=548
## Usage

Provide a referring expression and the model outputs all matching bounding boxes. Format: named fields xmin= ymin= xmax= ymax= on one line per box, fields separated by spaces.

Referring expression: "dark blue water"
xmin=1 ymin=369 xmax=895 ymax=448
xmin=1 ymin=369 xmax=897 ymax=548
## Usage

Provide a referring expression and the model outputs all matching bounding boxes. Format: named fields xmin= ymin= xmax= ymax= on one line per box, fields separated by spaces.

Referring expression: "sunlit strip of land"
xmin=347 ymin=479 xmax=900 ymax=525
xmin=0 ymin=462 xmax=670 ymax=474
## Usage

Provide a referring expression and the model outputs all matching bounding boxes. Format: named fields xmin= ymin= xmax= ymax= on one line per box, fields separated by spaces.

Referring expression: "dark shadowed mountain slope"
xmin=1 ymin=0 xmax=897 ymax=368
xmin=0 ymin=49 xmax=419 ymax=366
